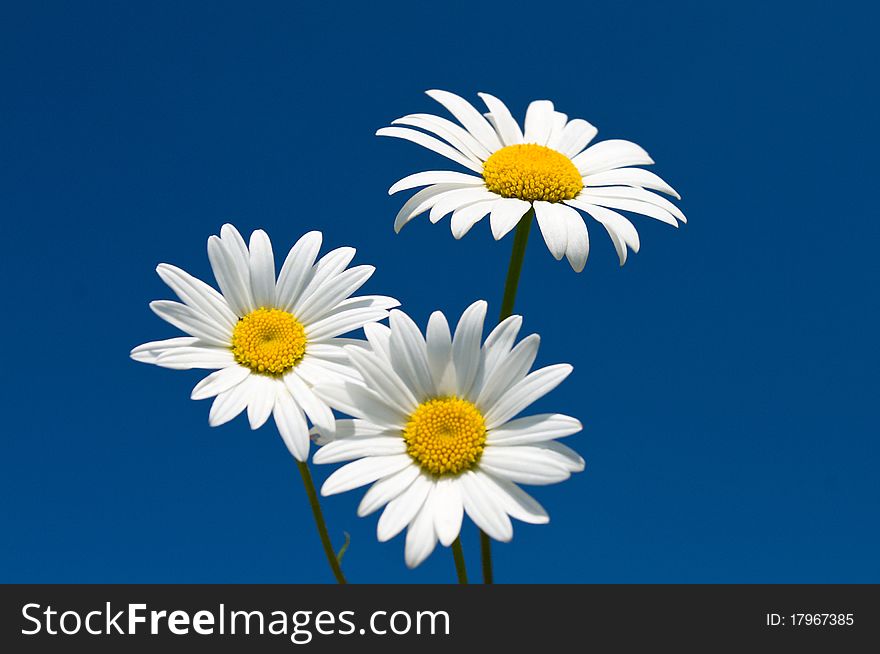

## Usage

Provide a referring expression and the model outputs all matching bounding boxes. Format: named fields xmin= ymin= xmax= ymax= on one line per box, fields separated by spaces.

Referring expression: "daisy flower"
xmin=311 ymin=300 xmax=584 ymax=568
xmin=131 ymin=224 xmax=399 ymax=461
xmin=378 ymin=90 xmax=686 ymax=271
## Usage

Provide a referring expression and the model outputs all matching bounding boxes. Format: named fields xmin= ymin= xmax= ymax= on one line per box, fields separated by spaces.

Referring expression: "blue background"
xmin=1 ymin=1 xmax=877 ymax=583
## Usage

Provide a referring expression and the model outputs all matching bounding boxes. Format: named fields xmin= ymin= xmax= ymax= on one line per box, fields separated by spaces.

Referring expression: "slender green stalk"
xmin=451 ymin=536 xmax=469 ymax=584
xmin=297 ymin=460 xmax=347 ymax=584
xmin=480 ymin=207 xmax=535 ymax=585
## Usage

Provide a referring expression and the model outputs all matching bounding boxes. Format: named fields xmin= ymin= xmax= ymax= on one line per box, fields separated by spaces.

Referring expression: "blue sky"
xmin=1 ymin=1 xmax=877 ymax=583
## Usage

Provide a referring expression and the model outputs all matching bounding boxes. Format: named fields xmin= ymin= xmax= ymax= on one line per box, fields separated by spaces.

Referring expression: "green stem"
xmin=480 ymin=206 xmax=535 ymax=585
xmin=451 ymin=536 xmax=468 ymax=584
xmin=297 ymin=460 xmax=347 ymax=584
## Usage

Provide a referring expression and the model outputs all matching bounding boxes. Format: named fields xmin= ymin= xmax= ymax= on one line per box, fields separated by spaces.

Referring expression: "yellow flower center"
xmin=403 ymin=397 xmax=487 ymax=476
xmin=482 ymin=143 xmax=584 ymax=203
xmin=231 ymin=307 xmax=307 ymax=375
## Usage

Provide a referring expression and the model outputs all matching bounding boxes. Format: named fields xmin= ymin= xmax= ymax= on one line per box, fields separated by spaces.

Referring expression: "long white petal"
xmin=489 ymin=198 xmax=530 ymax=240
xmin=357 ymin=466 xmax=421 ymax=517
xmin=484 ymin=364 xmax=573 ymax=429
xmin=156 ymin=264 xmax=237 ymax=329
xmin=533 ymin=201 xmax=568 ymax=260
xmin=377 ymin=473 xmax=431 ymax=542
xmin=459 ymin=471 xmax=513 ymax=541
xmin=451 ymin=300 xmax=487 ymax=400
xmin=191 ymin=365 xmax=251 ymax=400
xmin=555 ymin=118 xmax=598 ymax=158
xmin=306 ymin=307 xmax=389 ymax=342
xmin=389 ymin=170 xmax=485 ymax=195
xmin=582 ymin=186 xmax=686 ymax=223
xmin=207 ymin=233 xmax=253 ymax=316
xmin=312 ymin=436 xmax=405 ymax=464
xmin=523 ymin=100 xmax=554 ymax=145
xmin=480 ymin=471 xmax=549 ymax=524
xmin=389 ymin=309 xmax=434 ymax=400
xmin=425 ymin=90 xmax=502 ymax=153
xmin=392 ymin=114 xmax=489 ymax=162
xmin=376 ymin=127 xmax=482 ymax=173
xmin=273 ymin=389 xmax=310 ymax=461
xmin=392 ymin=183 xmax=469 ymax=233
xmin=487 ymin=413 xmax=582 ymax=446
xmin=429 ymin=187 xmax=498 ymax=224
xmin=149 ymin=300 xmax=231 ymax=346
xmin=154 ymin=346 xmax=235 ymax=370
xmin=404 ymin=494 xmax=438 ymax=568
xmin=246 ymin=375 xmax=278 ymax=430
xmin=275 ymin=231 xmax=322 ymax=312
xmin=479 ymin=446 xmax=571 ymax=485
xmin=562 ymin=207 xmax=590 ymax=272
xmin=450 ymin=200 xmax=495 ymax=239
xmin=283 ymin=371 xmax=336 ymax=436
xmin=570 ymin=201 xmax=639 ymax=265
xmin=477 ymin=92 xmax=523 ymax=146
xmin=209 ymin=376 xmax=254 ymax=427
xmin=312 ymin=382 xmax=406 ymax=428
xmin=248 ymin=229 xmax=276 ymax=308
xmin=432 ymin=478 xmax=464 ymax=547
xmin=476 ymin=334 xmax=540 ymax=411
xmin=130 ymin=336 xmax=198 ymax=364
xmin=344 ymin=345 xmax=419 ymax=415
xmin=583 ymin=167 xmax=680 ymax=199
xmin=425 ymin=311 xmax=454 ymax=396
xmin=295 ymin=265 xmax=375 ymax=325
xmin=322 ymin=454 xmax=412 ymax=496
xmin=572 ymin=139 xmax=654 ymax=175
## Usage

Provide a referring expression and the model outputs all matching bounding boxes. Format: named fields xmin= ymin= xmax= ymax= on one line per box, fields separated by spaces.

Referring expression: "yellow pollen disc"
xmin=231 ymin=307 xmax=307 ymax=375
xmin=403 ymin=397 xmax=487 ymax=476
xmin=482 ymin=143 xmax=584 ymax=203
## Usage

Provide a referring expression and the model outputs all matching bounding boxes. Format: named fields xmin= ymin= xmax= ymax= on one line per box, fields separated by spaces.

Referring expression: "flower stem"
xmin=451 ymin=536 xmax=468 ymax=584
xmin=480 ymin=206 xmax=535 ymax=585
xmin=297 ymin=460 xmax=347 ymax=584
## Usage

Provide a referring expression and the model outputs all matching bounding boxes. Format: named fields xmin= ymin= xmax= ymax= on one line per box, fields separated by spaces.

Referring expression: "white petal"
xmin=429 ymin=187 xmax=498 ymax=224
xmin=321 ymin=454 xmax=412 ymax=496
xmin=306 ymin=307 xmax=389 ymax=341
xmin=149 ymin=300 xmax=231 ymax=346
xmin=392 ymin=114 xmax=489 ymax=162
xmin=283 ymin=371 xmax=336 ymax=436
xmin=392 ymin=183 xmax=468 ymax=233
xmin=293 ymin=246 xmax=357 ymax=311
xmin=487 ymin=413 xmax=583 ymax=446
xmin=319 ymin=419 xmax=391 ymax=444
xmin=376 ymin=127 xmax=482 ymax=173
xmin=451 ymin=300 xmax=487 ymax=400
xmin=388 ymin=309 xmax=434 ymax=400
xmin=570 ymin=201 xmax=639 ymax=265
xmin=476 ymin=334 xmax=540 ymax=411
xmin=312 ymin=436 xmax=405 ymax=464
xmin=425 ymin=311 xmax=455 ymax=396
xmin=562 ymin=207 xmax=590 ymax=272
xmin=207 ymin=233 xmax=253 ymax=316
xmin=404 ymin=495 xmax=438 ymax=568
xmin=191 ymin=365 xmax=251 ymax=400
xmin=389 ymin=170 xmax=485 ymax=195
xmin=130 ymin=336 xmax=198 ymax=364
xmin=484 ymin=363 xmax=573 ymax=429
xmin=479 ymin=446 xmax=571 ymax=485
xmin=533 ymin=201 xmax=568 ymax=260
xmin=481 ymin=315 xmax=522 ymax=378
xmin=275 ymin=231 xmax=322 ymax=312
xmin=481 ymin=472 xmax=549 ymax=524
xmin=209 ymin=376 xmax=255 ymax=427
xmin=246 ymin=375 xmax=278 ymax=430
xmin=450 ymin=200 xmax=495 ymax=239
xmin=344 ymin=346 xmax=419 ymax=415
xmin=358 ymin=466 xmax=421 ymax=517
xmin=489 ymin=198 xmax=531 ymax=240
xmin=459 ymin=471 xmax=513 ymax=542
xmin=154 ymin=346 xmax=235 ymax=370
xmin=582 ymin=186 xmax=686 ymax=223
xmin=329 ymin=295 xmax=400 ymax=312
xmin=478 ymin=92 xmax=523 ymax=146
xmin=273 ymin=389 xmax=310 ymax=461
xmin=377 ymin=473 xmax=432 ymax=542
xmin=295 ymin=265 xmax=375 ymax=325
xmin=535 ymin=441 xmax=586 ymax=472
xmin=432 ymin=478 xmax=464 ymax=547
xmin=363 ymin=322 xmax=392 ymax=362
xmin=425 ymin=89 xmax=502 ymax=153
xmin=312 ymin=382 xmax=406 ymax=428
xmin=545 ymin=111 xmax=569 ymax=151
xmin=583 ymin=167 xmax=680 ymax=199
xmin=523 ymin=100 xmax=555 ymax=145
xmin=555 ymin=118 xmax=599 ymax=158
xmin=248 ymin=229 xmax=276 ymax=308
xmin=572 ymin=139 xmax=654 ymax=175
xmin=156 ymin=264 xmax=237 ymax=329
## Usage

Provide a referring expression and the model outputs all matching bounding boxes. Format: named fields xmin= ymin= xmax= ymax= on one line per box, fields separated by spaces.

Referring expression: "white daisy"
xmin=378 ymin=89 xmax=686 ymax=271
xmin=311 ymin=300 xmax=584 ymax=568
xmin=131 ymin=224 xmax=399 ymax=461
